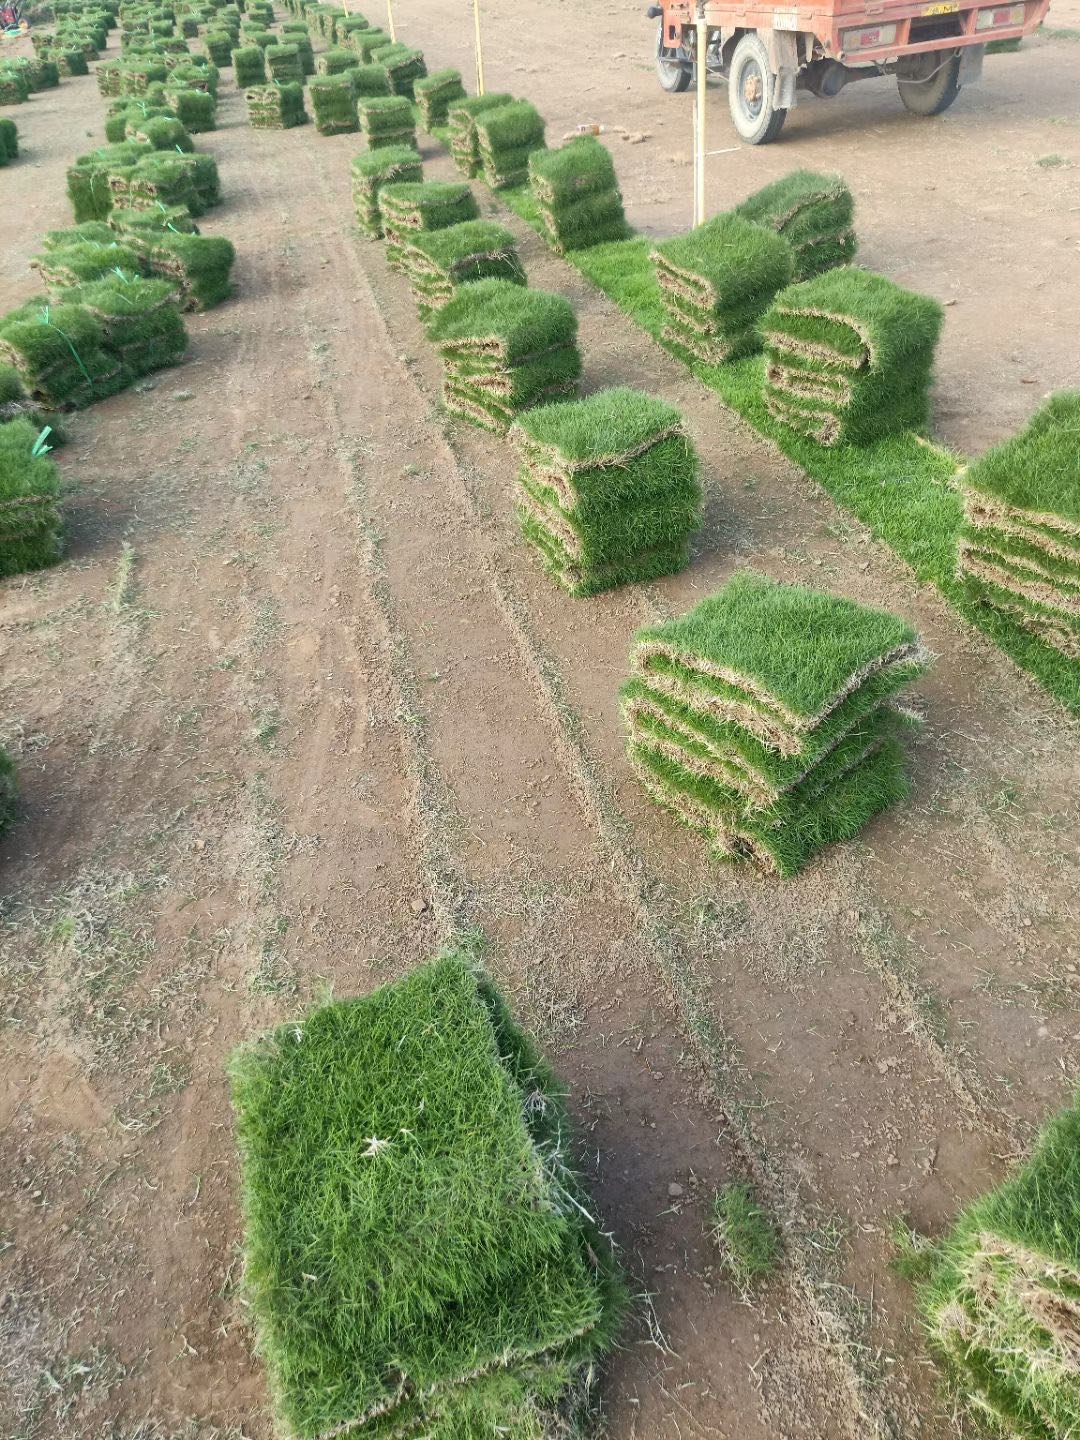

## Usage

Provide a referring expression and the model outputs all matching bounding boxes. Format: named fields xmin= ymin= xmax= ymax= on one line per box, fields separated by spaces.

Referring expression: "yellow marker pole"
xmin=472 ymin=0 xmax=486 ymax=95
xmin=386 ymin=0 xmax=397 ymax=41
xmin=694 ymin=9 xmax=707 ymax=225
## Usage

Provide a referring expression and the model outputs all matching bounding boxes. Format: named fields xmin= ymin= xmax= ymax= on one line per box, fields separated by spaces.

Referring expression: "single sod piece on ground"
xmin=917 ymin=1088 xmax=1080 ymax=1437
xmin=529 ymin=135 xmax=627 ymax=254
xmin=378 ymin=180 xmax=479 ymax=269
xmin=474 ymin=99 xmax=546 ymax=189
xmin=309 ymin=73 xmax=358 ymax=135
xmin=351 ymin=146 xmax=424 ymax=239
xmin=761 ymin=267 xmax=943 ymax=447
xmin=511 ymin=387 xmax=702 ymax=596
xmin=229 ymin=949 xmax=625 ymax=1440
xmin=413 ymin=66 xmax=466 ymax=129
xmin=401 ymin=219 xmax=524 ymax=320
xmin=622 ymin=570 xmax=931 ymax=876
xmin=357 ymin=93 xmax=415 ymax=150
xmin=428 ymin=278 xmax=581 ymax=433
xmin=734 ymin=170 xmax=856 ymax=281
xmin=245 ymin=81 xmax=307 ymax=130
xmin=957 ymin=389 xmax=1080 ymax=660
xmin=447 ymin=91 xmax=512 ymax=177
xmin=0 ymin=416 xmax=64 ymax=579
xmin=653 ymin=212 xmax=793 ymax=365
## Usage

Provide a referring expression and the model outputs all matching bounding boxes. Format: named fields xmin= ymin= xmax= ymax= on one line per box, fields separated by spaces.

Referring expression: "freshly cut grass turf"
xmin=139 ymin=232 xmax=235 ymax=311
xmin=351 ymin=146 xmax=424 ymax=238
xmin=67 ymin=141 xmax=151 ymax=222
xmin=66 ymin=275 xmax=187 ymax=382
xmin=347 ymin=63 xmax=392 ymax=99
xmin=231 ymin=44 xmax=265 ymax=87
xmin=653 ymin=212 xmax=793 ymax=364
xmin=309 ymin=73 xmax=359 ymax=136
xmin=0 ymin=745 xmax=16 ymax=838
xmin=448 ymin=92 xmax=513 ymax=178
xmin=402 ymin=219 xmax=524 ymax=318
xmin=229 ymin=949 xmax=625 ymax=1440
xmin=164 ymin=86 xmax=217 ymax=134
xmin=414 ymin=67 xmax=466 ymax=129
xmin=734 ymin=170 xmax=856 ymax=280
xmin=529 ymin=137 xmax=626 ymax=254
xmin=0 ymin=297 xmax=123 ymax=410
xmin=357 ymin=93 xmax=416 ymax=149
xmin=245 ymin=81 xmax=307 ymax=130
xmin=0 ymin=117 xmax=19 ymax=163
xmin=961 ymin=390 xmax=1080 ymax=531
xmin=378 ymin=180 xmax=480 ymax=268
xmin=917 ymin=1090 xmax=1080 ymax=1438
xmin=265 ymin=43 xmax=303 ymax=84
xmin=315 ymin=46 xmax=358 ymax=76
xmin=475 ymin=100 xmax=546 ymax=189
xmin=0 ymin=416 xmax=64 ymax=578
xmin=369 ymin=41 xmax=426 ymax=97
xmin=32 ymin=238 xmax=145 ymax=288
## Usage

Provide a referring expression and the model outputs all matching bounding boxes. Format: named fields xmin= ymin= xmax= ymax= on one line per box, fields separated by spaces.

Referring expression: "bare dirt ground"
xmin=1 ymin=11 xmax=1078 ymax=1440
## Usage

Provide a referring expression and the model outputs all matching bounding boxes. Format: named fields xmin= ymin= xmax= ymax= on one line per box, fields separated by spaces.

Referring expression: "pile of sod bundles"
xmin=203 ymin=28 xmax=234 ymax=65
xmin=65 ymin=276 xmax=187 ymax=383
xmin=0 ymin=418 xmax=64 ymax=579
xmin=621 ymin=571 xmax=930 ymax=876
xmin=164 ymin=86 xmax=217 ymax=133
xmin=652 ymin=212 xmax=793 ymax=366
xmin=402 ymin=220 xmax=524 ymax=321
xmin=414 ymin=67 xmax=466 ymax=130
xmin=351 ymin=145 xmax=422 ymax=239
xmin=347 ymin=26 xmax=390 ymax=61
xmin=957 ymin=390 xmax=1080 ymax=661
xmin=110 ymin=151 xmax=221 ymax=217
xmin=265 ymin=43 xmax=303 ymax=84
xmin=475 ymin=99 xmax=546 ymax=190
xmin=229 ymin=950 xmax=625 ymax=1440
xmin=370 ymin=40 xmax=426 ymax=97
xmin=126 ymin=113 xmax=194 ymax=150
xmin=428 ymin=278 xmax=581 ymax=434
xmin=917 ymin=1089 xmax=1080 ymax=1438
xmin=348 ymin=63 xmax=392 ymax=100
xmin=0 ymin=118 xmax=17 ymax=167
xmin=357 ymin=93 xmax=415 ymax=150
xmin=512 ymin=388 xmax=702 ymax=596
xmin=47 ymin=46 xmax=92 ymax=77
xmin=528 ymin=135 xmax=626 ymax=255
xmin=67 ymin=142 xmax=152 ymax=221
xmin=231 ymin=44 xmax=266 ymax=87
xmin=378 ymin=180 xmax=479 ymax=270
xmin=314 ymin=46 xmax=358 ymax=76
xmin=761 ymin=268 xmax=943 ymax=448
xmin=137 ymin=232 xmax=236 ymax=310
xmin=245 ymin=81 xmax=307 ymax=129
xmin=309 ymin=73 xmax=359 ymax=136
xmin=0 ymin=66 xmax=30 ymax=106
xmin=31 ymin=237 xmax=145 ymax=288
xmin=0 ymin=297 xmax=125 ymax=410
xmin=734 ymin=170 xmax=856 ymax=281
xmin=448 ymin=91 xmax=512 ymax=178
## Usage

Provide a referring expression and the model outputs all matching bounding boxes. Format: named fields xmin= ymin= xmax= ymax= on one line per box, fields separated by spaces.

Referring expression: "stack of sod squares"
xmin=0 ymin=417 xmax=64 ymax=579
xmin=245 ymin=81 xmax=307 ymax=129
xmin=512 ymin=388 xmax=701 ymax=596
xmin=474 ymin=100 xmax=546 ymax=189
xmin=734 ymin=170 xmax=856 ymax=281
xmin=916 ymin=1089 xmax=1080 ymax=1438
xmin=265 ymin=43 xmax=304 ymax=84
xmin=378 ymin=180 xmax=479 ymax=270
xmin=428 ymin=279 xmax=580 ymax=434
xmin=957 ymin=390 xmax=1080 ymax=660
xmin=371 ymin=41 xmax=427 ymax=97
xmin=309 ymin=73 xmax=358 ymax=135
xmin=351 ymin=146 xmax=423 ymax=239
xmin=0 ymin=299 xmax=124 ymax=410
xmin=357 ymin=93 xmax=415 ymax=150
xmin=229 ymin=951 xmax=625 ymax=1440
xmin=402 ymin=219 xmax=524 ymax=321
xmin=65 ymin=276 xmax=187 ymax=384
xmin=653 ymin=212 xmax=793 ymax=365
xmin=622 ymin=571 xmax=930 ymax=876
xmin=529 ymin=136 xmax=626 ymax=255
xmin=447 ymin=92 xmax=512 ymax=177
xmin=414 ymin=67 xmax=466 ymax=130
xmin=761 ymin=268 xmax=943 ymax=447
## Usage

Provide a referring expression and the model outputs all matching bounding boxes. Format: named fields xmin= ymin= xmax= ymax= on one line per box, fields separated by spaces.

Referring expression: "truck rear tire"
xmin=656 ymin=20 xmax=692 ymax=93
xmin=897 ymin=51 xmax=962 ymax=115
xmin=728 ymin=33 xmax=787 ymax=144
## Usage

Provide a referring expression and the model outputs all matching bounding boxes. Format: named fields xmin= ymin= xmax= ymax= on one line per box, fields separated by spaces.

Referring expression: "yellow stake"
xmin=386 ymin=0 xmax=397 ymax=41
xmin=695 ymin=10 xmax=707 ymax=225
xmin=472 ymin=0 xmax=486 ymax=95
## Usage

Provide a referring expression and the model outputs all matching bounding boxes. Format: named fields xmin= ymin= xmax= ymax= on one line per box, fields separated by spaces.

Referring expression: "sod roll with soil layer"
xmin=957 ymin=390 xmax=1080 ymax=661
xmin=357 ymin=93 xmax=415 ymax=150
xmin=653 ymin=212 xmax=793 ymax=365
xmin=0 ymin=417 xmax=64 ymax=579
xmin=414 ymin=66 xmax=466 ymax=129
xmin=761 ymin=267 xmax=943 ymax=447
xmin=475 ymin=99 xmax=546 ymax=190
xmin=734 ymin=169 xmax=856 ymax=281
xmin=918 ymin=1089 xmax=1080 ymax=1437
xmin=528 ymin=136 xmax=626 ymax=255
xmin=448 ymin=91 xmax=512 ymax=178
xmin=428 ymin=278 xmax=581 ymax=433
xmin=400 ymin=219 xmax=524 ymax=319
xmin=229 ymin=949 xmax=625 ymax=1440
xmin=378 ymin=180 xmax=480 ymax=269
xmin=309 ymin=73 xmax=358 ymax=135
xmin=245 ymin=81 xmax=307 ymax=129
xmin=512 ymin=387 xmax=701 ymax=596
xmin=351 ymin=145 xmax=423 ymax=238
xmin=622 ymin=570 xmax=930 ymax=875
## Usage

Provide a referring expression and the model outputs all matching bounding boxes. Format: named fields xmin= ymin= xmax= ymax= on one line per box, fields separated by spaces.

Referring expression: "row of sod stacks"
xmin=357 ymin=93 xmax=414 ymax=149
xmin=0 ymin=418 xmax=64 ymax=579
xmin=379 ymin=180 xmax=479 ymax=270
xmin=229 ymin=951 xmax=625 ymax=1440
xmin=653 ymin=213 xmax=793 ymax=365
xmin=0 ymin=118 xmax=18 ymax=167
xmin=622 ymin=571 xmax=930 ymax=876
xmin=735 ymin=170 xmax=856 ymax=281
xmin=528 ymin=136 xmax=626 ymax=254
xmin=402 ymin=220 xmax=524 ymax=321
xmin=245 ymin=81 xmax=307 ymax=128
xmin=414 ymin=67 xmax=466 ymax=130
xmin=351 ymin=146 xmax=422 ymax=238
xmin=448 ymin=92 xmax=512 ymax=177
xmin=762 ymin=268 xmax=943 ymax=447
xmin=917 ymin=1089 xmax=1080 ymax=1438
xmin=309 ymin=72 xmax=358 ymax=134
xmin=42 ymin=217 xmax=233 ymax=313
xmin=428 ymin=278 xmax=581 ymax=434
xmin=958 ymin=390 xmax=1080 ymax=660
xmin=475 ymin=99 xmax=546 ymax=189
xmin=370 ymin=41 xmax=426 ymax=97
xmin=512 ymin=388 xmax=702 ymax=597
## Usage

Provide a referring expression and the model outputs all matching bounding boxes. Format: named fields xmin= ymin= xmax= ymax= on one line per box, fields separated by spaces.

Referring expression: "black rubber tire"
xmin=728 ymin=32 xmax=787 ymax=144
xmin=655 ymin=20 xmax=692 ymax=93
xmin=897 ymin=51 xmax=962 ymax=115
